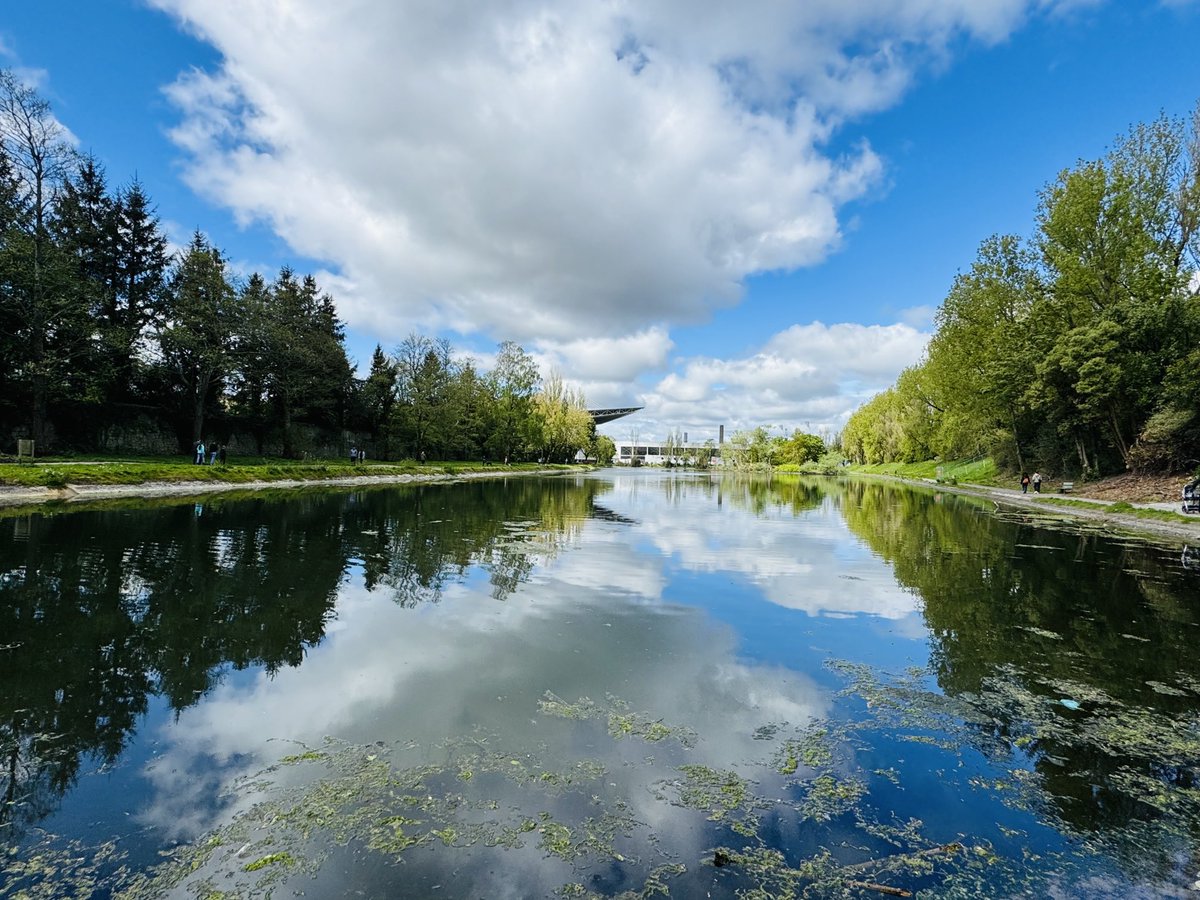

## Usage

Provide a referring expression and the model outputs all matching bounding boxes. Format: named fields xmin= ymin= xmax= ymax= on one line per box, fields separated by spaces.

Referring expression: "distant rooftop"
xmin=588 ymin=407 xmax=642 ymax=425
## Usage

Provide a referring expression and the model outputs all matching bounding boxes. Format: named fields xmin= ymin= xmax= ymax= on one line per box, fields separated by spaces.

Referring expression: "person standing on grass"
xmin=1032 ymin=472 xmax=1042 ymax=493
xmin=195 ymin=440 xmax=205 ymax=465
xmin=210 ymin=444 xmax=220 ymax=465
xmin=1021 ymin=473 xmax=1030 ymax=494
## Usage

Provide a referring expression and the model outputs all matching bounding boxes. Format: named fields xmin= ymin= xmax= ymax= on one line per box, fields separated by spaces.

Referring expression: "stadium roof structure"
xmin=588 ymin=407 xmax=642 ymax=426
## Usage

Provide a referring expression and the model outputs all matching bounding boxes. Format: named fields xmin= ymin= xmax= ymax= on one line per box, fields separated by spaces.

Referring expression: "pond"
xmin=2 ymin=471 xmax=1200 ymax=898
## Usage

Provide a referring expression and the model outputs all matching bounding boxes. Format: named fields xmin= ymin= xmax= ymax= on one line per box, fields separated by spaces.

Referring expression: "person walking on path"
xmin=1032 ymin=472 xmax=1042 ymax=493
xmin=1021 ymin=473 xmax=1030 ymax=494
xmin=210 ymin=444 xmax=220 ymax=465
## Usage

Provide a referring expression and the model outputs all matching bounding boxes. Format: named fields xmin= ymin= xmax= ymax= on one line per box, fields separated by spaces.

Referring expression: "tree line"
xmin=0 ymin=71 xmax=611 ymax=463
xmin=842 ymin=106 xmax=1200 ymax=476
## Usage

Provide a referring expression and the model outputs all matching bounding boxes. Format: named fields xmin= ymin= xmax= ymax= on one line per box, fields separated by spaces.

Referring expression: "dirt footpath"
xmin=1022 ymin=471 xmax=1188 ymax=505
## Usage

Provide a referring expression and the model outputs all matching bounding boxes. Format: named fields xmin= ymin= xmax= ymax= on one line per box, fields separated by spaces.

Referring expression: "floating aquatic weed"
xmin=708 ymin=845 xmax=813 ymax=899
xmin=538 ymin=691 xmax=697 ymax=747
xmin=554 ymin=863 xmax=686 ymax=900
xmin=774 ymin=723 xmax=838 ymax=775
xmin=242 ymin=850 xmax=295 ymax=872
xmin=64 ymin=660 xmax=1200 ymax=898
xmin=276 ymin=749 xmax=328 ymax=764
xmin=798 ymin=773 xmax=868 ymax=823
xmin=827 ymin=657 xmax=1200 ymax=888
xmin=0 ymin=837 xmax=124 ymax=900
xmin=109 ymin=733 xmax=649 ymax=898
xmin=657 ymin=764 xmax=764 ymax=839
xmin=705 ymin=841 xmax=983 ymax=900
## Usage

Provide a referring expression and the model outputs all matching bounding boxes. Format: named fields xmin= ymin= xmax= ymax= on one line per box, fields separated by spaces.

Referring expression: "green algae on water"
xmin=538 ymin=691 xmax=697 ymax=747
xmin=21 ymin=664 xmax=1200 ymax=899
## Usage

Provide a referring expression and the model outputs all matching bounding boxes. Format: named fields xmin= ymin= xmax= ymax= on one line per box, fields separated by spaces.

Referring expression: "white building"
xmin=611 ymin=440 xmax=724 ymax=466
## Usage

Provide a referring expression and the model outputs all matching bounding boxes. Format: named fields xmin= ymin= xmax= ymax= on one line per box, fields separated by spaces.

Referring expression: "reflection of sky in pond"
xmin=129 ymin=472 xmax=939 ymax=897
xmin=7 ymin=471 xmax=1200 ymax=897
xmin=140 ymin=483 xmax=847 ymax=840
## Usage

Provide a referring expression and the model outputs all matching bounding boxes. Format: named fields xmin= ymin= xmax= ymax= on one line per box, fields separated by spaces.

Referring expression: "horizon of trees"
xmin=841 ymin=104 xmax=1200 ymax=477
xmin=0 ymin=70 xmax=608 ymax=464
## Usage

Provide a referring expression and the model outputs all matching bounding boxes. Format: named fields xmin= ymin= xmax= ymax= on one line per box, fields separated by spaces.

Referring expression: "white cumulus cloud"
xmin=150 ymin=0 xmax=1069 ymax=346
xmin=614 ymin=320 xmax=929 ymax=440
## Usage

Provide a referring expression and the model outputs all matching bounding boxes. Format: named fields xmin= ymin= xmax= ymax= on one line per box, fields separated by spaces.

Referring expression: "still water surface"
xmin=2 ymin=471 xmax=1200 ymax=897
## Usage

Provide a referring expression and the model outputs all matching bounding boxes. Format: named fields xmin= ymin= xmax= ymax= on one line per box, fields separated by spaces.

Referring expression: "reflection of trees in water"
xmin=839 ymin=478 xmax=1200 ymax=864
xmin=351 ymin=477 xmax=604 ymax=605
xmin=0 ymin=496 xmax=347 ymax=842
xmin=646 ymin=472 xmax=828 ymax=518
xmin=0 ymin=477 xmax=603 ymax=841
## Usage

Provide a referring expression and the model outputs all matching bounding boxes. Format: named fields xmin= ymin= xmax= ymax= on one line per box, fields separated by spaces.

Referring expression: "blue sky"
xmin=2 ymin=1 xmax=1198 ymax=442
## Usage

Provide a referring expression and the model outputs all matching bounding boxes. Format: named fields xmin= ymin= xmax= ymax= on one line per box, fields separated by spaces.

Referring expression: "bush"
xmin=38 ymin=469 xmax=68 ymax=488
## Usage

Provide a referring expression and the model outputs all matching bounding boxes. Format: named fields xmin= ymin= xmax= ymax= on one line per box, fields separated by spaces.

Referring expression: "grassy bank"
xmin=1032 ymin=496 xmax=1196 ymax=525
xmin=850 ymin=458 xmax=998 ymax=485
xmin=0 ymin=457 xmax=572 ymax=489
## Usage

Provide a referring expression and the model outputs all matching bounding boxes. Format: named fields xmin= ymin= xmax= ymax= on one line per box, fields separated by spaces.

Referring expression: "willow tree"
xmin=534 ymin=371 xmax=591 ymax=463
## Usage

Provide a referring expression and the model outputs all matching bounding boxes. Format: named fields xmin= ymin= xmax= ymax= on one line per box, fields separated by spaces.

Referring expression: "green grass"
xmin=1034 ymin=496 xmax=1198 ymax=525
xmin=851 ymin=458 xmax=998 ymax=486
xmin=0 ymin=457 xmax=579 ymax=489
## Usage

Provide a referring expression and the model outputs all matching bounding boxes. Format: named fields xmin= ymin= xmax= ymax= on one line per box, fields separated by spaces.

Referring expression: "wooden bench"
xmin=1060 ymin=482 xmax=1074 ymax=493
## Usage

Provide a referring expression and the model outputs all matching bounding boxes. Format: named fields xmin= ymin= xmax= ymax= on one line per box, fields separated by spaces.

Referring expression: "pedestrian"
xmin=350 ymin=446 xmax=357 ymax=464
xmin=195 ymin=440 xmax=205 ymax=465
xmin=1032 ymin=471 xmax=1042 ymax=493
xmin=1021 ymin=473 xmax=1030 ymax=494
xmin=210 ymin=443 xmax=219 ymax=466
xmin=359 ymin=448 xmax=366 ymax=463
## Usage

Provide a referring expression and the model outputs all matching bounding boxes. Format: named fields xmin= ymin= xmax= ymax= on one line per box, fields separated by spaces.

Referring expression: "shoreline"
xmin=0 ymin=466 xmax=575 ymax=510
xmin=3 ymin=466 xmax=1198 ymax=544
xmin=852 ymin=472 xmax=1200 ymax=544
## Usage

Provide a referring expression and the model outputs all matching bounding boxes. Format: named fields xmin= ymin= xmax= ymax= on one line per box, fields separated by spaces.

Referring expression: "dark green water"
xmin=2 ymin=472 xmax=1199 ymax=898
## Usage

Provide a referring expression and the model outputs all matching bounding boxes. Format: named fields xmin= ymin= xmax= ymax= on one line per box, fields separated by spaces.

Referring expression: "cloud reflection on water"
xmin=139 ymin=487 xmax=836 ymax=852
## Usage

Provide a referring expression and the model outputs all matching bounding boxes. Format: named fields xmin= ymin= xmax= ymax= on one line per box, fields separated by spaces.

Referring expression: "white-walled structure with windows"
xmin=611 ymin=440 xmax=723 ymax=466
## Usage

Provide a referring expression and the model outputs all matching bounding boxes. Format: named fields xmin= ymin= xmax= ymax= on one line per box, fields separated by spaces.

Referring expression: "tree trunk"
xmin=1008 ymin=405 xmax=1025 ymax=474
xmin=281 ymin=396 xmax=294 ymax=459
xmin=191 ymin=371 xmax=212 ymax=445
xmin=1075 ymin=437 xmax=1090 ymax=474
xmin=1108 ymin=405 xmax=1131 ymax=469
